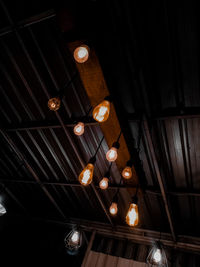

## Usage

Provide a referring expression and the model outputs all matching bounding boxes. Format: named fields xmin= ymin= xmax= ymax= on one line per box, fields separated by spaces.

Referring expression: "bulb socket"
xmin=89 ymin=156 xmax=96 ymax=165
xmin=104 ymin=95 xmax=112 ymax=102
xmin=104 ymin=171 xmax=110 ymax=178
xmin=113 ymin=193 xmax=118 ymax=203
xmin=132 ymin=195 xmax=138 ymax=205
xmin=112 ymin=141 xmax=120 ymax=149
xmin=126 ymin=159 xmax=133 ymax=167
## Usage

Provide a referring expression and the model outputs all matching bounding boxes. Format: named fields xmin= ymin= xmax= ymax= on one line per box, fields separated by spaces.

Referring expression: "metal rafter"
xmin=143 ymin=117 xmax=176 ymax=241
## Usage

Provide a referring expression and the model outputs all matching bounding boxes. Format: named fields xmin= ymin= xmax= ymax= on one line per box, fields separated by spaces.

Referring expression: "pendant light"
xmin=106 ymin=131 xmax=121 ymax=162
xmin=99 ymin=163 xmax=112 ymax=190
xmin=74 ymin=122 xmax=85 ymax=136
xmin=0 ymin=203 xmax=6 ymax=216
xmin=109 ymin=193 xmax=118 ymax=216
xmin=122 ymin=160 xmax=133 ymax=179
xmin=126 ymin=193 xmax=139 ymax=227
xmin=74 ymin=45 xmax=90 ymax=63
xmin=48 ymin=97 xmax=61 ymax=111
xmin=64 ymin=228 xmax=82 ymax=254
xmin=79 ymin=136 xmax=104 ymax=186
xmin=92 ymin=96 xmax=111 ymax=123
xmin=147 ymin=242 xmax=168 ymax=267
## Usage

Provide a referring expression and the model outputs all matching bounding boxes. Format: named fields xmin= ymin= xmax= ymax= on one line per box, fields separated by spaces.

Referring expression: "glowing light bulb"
xmin=109 ymin=202 xmax=118 ymax=215
xmin=0 ymin=203 xmax=6 ymax=216
xmin=79 ymin=163 xmax=94 ymax=186
xmin=74 ymin=45 xmax=89 ymax=63
xmin=122 ymin=166 xmax=132 ymax=179
xmin=126 ymin=203 xmax=139 ymax=227
xmin=99 ymin=177 xmax=109 ymax=190
xmin=153 ymin=249 xmax=162 ymax=263
xmin=48 ymin=97 xmax=61 ymax=111
xmin=92 ymin=100 xmax=110 ymax=123
xmin=74 ymin=122 xmax=84 ymax=136
xmin=71 ymin=231 xmax=80 ymax=244
xmin=106 ymin=147 xmax=118 ymax=162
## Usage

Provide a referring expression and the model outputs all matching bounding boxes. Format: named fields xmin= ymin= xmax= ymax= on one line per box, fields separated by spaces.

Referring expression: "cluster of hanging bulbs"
xmin=48 ymin=44 xmax=139 ymax=228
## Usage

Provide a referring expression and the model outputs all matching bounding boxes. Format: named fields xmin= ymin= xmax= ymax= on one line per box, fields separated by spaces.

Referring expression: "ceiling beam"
xmin=31 ymin=217 xmax=200 ymax=253
xmin=0 ymin=8 xmax=55 ymax=37
xmin=2 ymin=118 xmax=98 ymax=132
xmin=143 ymin=117 xmax=176 ymax=241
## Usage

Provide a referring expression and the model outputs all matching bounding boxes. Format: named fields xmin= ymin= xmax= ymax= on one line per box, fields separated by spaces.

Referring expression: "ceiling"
xmin=0 ymin=0 xmax=200 ymax=260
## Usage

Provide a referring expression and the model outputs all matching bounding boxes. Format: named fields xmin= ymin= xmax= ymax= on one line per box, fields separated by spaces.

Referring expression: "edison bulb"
xmin=99 ymin=177 xmax=109 ymax=190
xmin=48 ymin=97 xmax=61 ymax=111
xmin=153 ymin=249 xmax=162 ymax=263
xmin=71 ymin=231 xmax=80 ymax=244
xmin=106 ymin=147 xmax=118 ymax=162
xmin=122 ymin=166 xmax=132 ymax=179
xmin=126 ymin=203 xmax=139 ymax=226
xmin=0 ymin=203 xmax=6 ymax=216
xmin=74 ymin=122 xmax=84 ymax=136
xmin=74 ymin=45 xmax=89 ymax=63
xmin=79 ymin=163 xmax=94 ymax=186
xmin=92 ymin=100 xmax=110 ymax=123
xmin=109 ymin=202 xmax=118 ymax=215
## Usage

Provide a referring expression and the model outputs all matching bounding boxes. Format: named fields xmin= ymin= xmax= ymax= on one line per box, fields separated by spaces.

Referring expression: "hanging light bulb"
xmin=0 ymin=203 xmax=6 ymax=216
xmin=74 ymin=122 xmax=85 ymax=136
xmin=122 ymin=160 xmax=133 ymax=179
xmin=99 ymin=177 xmax=109 ymax=190
xmin=109 ymin=202 xmax=118 ymax=215
xmin=48 ymin=97 xmax=61 ymax=111
xmin=106 ymin=142 xmax=120 ymax=162
xmin=92 ymin=98 xmax=111 ymax=123
xmin=64 ymin=229 xmax=82 ymax=254
xmin=126 ymin=196 xmax=139 ymax=227
xmin=74 ymin=45 xmax=90 ymax=63
xmin=79 ymin=157 xmax=96 ymax=186
xmin=147 ymin=242 xmax=168 ymax=267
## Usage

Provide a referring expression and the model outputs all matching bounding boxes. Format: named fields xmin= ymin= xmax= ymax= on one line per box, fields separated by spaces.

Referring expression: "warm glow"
xmin=74 ymin=45 xmax=89 ymax=63
xmin=92 ymin=100 xmax=110 ymax=123
xmin=79 ymin=163 xmax=94 ymax=186
xmin=153 ymin=249 xmax=162 ymax=263
xmin=71 ymin=231 xmax=80 ymax=244
xmin=109 ymin=202 xmax=118 ymax=215
xmin=0 ymin=203 xmax=6 ymax=216
xmin=99 ymin=177 xmax=109 ymax=190
xmin=48 ymin=97 xmax=61 ymax=111
xmin=126 ymin=203 xmax=139 ymax=226
xmin=106 ymin=147 xmax=118 ymax=162
xmin=122 ymin=166 xmax=132 ymax=179
xmin=74 ymin=122 xmax=84 ymax=136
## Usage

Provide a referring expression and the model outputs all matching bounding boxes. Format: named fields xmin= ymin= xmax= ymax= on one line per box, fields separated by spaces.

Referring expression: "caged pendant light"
xmin=64 ymin=228 xmax=82 ymax=255
xmin=147 ymin=242 xmax=168 ymax=267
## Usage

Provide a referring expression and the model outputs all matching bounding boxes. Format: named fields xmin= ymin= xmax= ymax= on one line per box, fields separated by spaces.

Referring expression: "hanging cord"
xmin=59 ymin=71 xmax=78 ymax=98
xmin=93 ymin=136 xmax=105 ymax=158
xmin=137 ymin=118 xmax=143 ymax=154
xmin=116 ymin=130 xmax=122 ymax=143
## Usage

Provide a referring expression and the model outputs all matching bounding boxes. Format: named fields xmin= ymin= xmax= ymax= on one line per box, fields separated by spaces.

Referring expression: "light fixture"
xmin=48 ymin=97 xmax=61 ymax=111
xmin=74 ymin=45 xmax=90 ymax=63
xmin=106 ymin=141 xmax=120 ymax=162
xmin=126 ymin=195 xmax=139 ymax=227
xmin=147 ymin=242 xmax=168 ymax=266
xmin=79 ymin=157 xmax=96 ymax=186
xmin=74 ymin=122 xmax=85 ymax=136
xmin=109 ymin=192 xmax=118 ymax=215
xmin=64 ymin=229 xmax=82 ymax=254
xmin=99 ymin=177 xmax=109 ymax=190
xmin=92 ymin=97 xmax=111 ymax=123
xmin=0 ymin=203 xmax=6 ymax=216
xmin=122 ymin=160 xmax=133 ymax=179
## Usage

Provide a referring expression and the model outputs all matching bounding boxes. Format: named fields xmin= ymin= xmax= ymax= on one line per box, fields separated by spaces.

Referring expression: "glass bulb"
xmin=92 ymin=100 xmax=110 ymax=123
xmin=153 ymin=249 xmax=162 ymax=263
xmin=74 ymin=122 xmax=84 ymax=136
xmin=106 ymin=147 xmax=118 ymax=162
xmin=74 ymin=45 xmax=89 ymax=63
xmin=71 ymin=231 xmax=80 ymax=244
xmin=109 ymin=202 xmax=118 ymax=215
xmin=48 ymin=97 xmax=61 ymax=111
xmin=0 ymin=203 xmax=6 ymax=216
xmin=122 ymin=166 xmax=132 ymax=179
xmin=99 ymin=177 xmax=109 ymax=190
xmin=126 ymin=203 xmax=139 ymax=226
xmin=79 ymin=163 xmax=94 ymax=186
